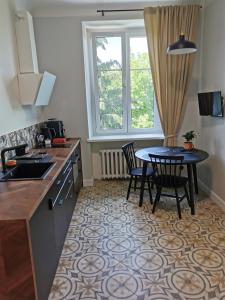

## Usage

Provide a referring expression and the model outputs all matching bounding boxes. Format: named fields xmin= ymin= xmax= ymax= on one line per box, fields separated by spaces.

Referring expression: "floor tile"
xmin=49 ymin=180 xmax=225 ymax=300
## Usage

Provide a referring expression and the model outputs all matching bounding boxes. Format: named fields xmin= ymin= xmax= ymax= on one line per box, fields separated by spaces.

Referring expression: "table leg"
xmin=187 ymin=164 xmax=195 ymax=215
xmin=192 ymin=163 xmax=198 ymax=194
xmin=139 ymin=161 xmax=148 ymax=207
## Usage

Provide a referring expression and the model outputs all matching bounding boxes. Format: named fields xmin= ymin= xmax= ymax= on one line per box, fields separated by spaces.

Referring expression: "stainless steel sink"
xmin=0 ymin=162 xmax=55 ymax=181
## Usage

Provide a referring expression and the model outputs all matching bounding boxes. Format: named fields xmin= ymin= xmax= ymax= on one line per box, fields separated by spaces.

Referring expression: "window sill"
xmin=87 ymin=133 xmax=165 ymax=143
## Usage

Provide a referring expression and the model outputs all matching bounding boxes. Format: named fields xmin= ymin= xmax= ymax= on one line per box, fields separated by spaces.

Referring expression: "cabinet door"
xmin=52 ymin=186 xmax=68 ymax=257
xmin=72 ymin=143 xmax=83 ymax=195
xmin=29 ymin=195 xmax=57 ymax=300
xmin=77 ymin=143 xmax=83 ymax=187
xmin=52 ymin=166 xmax=74 ymax=256
xmin=65 ymin=179 xmax=75 ymax=223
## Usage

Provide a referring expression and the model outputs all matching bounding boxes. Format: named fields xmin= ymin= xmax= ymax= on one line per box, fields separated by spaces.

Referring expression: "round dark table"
xmin=135 ymin=147 xmax=209 ymax=214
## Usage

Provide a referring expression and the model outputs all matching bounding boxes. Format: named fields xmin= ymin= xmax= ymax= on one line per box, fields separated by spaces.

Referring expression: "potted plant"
xmin=182 ymin=130 xmax=196 ymax=150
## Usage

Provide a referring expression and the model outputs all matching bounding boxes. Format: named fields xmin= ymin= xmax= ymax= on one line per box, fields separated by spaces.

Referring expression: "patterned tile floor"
xmin=49 ymin=180 xmax=225 ymax=300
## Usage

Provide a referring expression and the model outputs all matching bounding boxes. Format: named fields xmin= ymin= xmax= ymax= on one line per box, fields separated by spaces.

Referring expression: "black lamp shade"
xmin=167 ymin=34 xmax=197 ymax=55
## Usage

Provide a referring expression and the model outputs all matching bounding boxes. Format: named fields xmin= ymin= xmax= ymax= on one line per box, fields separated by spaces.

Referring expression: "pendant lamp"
xmin=167 ymin=33 xmax=197 ymax=55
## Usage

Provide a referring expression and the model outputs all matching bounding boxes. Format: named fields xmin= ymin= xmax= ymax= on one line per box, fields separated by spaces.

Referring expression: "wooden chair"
xmin=122 ymin=142 xmax=154 ymax=204
xmin=148 ymin=153 xmax=190 ymax=219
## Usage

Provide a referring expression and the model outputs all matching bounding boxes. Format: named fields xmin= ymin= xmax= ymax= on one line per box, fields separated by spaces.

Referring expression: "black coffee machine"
xmin=42 ymin=118 xmax=65 ymax=139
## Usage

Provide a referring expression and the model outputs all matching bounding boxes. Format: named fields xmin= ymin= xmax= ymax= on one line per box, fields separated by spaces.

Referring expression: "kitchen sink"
xmin=0 ymin=162 xmax=55 ymax=181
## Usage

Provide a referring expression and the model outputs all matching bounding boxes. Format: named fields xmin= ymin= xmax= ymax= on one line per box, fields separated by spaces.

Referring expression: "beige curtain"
xmin=144 ymin=5 xmax=200 ymax=146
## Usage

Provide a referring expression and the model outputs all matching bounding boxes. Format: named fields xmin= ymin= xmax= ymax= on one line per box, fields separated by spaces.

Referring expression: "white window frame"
xmin=126 ymin=31 xmax=161 ymax=134
xmin=83 ymin=21 xmax=162 ymax=139
xmin=92 ymin=31 xmax=127 ymax=135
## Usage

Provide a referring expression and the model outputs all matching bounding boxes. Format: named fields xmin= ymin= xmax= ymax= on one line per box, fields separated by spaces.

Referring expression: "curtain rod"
xmin=97 ymin=6 xmax=202 ymax=16
xmin=97 ymin=9 xmax=144 ymax=16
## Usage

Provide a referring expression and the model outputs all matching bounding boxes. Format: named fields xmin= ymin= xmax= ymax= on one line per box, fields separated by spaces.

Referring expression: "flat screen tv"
xmin=198 ymin=91 xmax=223 ymax=117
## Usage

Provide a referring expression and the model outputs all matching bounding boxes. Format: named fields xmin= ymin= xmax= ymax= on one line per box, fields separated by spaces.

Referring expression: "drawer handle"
xmin=63 ymin=162 xmax=71 ymax=175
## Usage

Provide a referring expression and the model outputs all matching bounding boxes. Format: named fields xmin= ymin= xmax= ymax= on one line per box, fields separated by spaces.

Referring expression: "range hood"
xmin=15 ymin=11 xmax=56 ymax=106
xmin=18 ymin=71 xmax=56 ymax=106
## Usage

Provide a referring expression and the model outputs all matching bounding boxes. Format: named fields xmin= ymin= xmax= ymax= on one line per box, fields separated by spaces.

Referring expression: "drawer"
xmin=48 ymin=166 xmax=73 ymax=210
xmin=53 ymin=159 xmax=72 ymax=191
xmin=65 ymin=180 xmax=75 ymax=222
xmin=71 ymin=151 xmax=79 ymax=164
xmin=71 ymin=143 xmax=81 ymax=164
xmin=62 ymin=158 xmax=72 ymax=174
xmin=56 ymin=169 xmax=73 ymax=207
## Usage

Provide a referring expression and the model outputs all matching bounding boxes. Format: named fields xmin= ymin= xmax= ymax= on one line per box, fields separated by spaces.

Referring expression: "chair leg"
xmin=175 ymin=188 xmax=182 ymax=219
xmin=134 ymin=177 xmax=137 ymax=191
xmin=151 ymin=164 xmax=156 ymax=189
xmin=147 ymin=177 xmax=153 ymax=204
xmin=152 ymin=186 xmax=161 ymax=214
xmin=127 ymin=176 xmax=133 ymax=200
xmin=151 ymin=180 xmax=154 ymax=189
xmin=184 ymin=184 xmax=190 ymax=206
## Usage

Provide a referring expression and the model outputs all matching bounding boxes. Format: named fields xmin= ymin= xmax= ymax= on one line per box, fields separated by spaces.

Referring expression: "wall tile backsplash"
xmin=0 ymin=123 xmax=42 ymax=160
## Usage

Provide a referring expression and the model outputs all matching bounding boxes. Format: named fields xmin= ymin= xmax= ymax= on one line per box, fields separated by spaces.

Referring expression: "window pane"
xmin=96 ymin=36 xmax=122 ymax=70
xmin=130 ymin=70 xmax=154 ymax=129
xmin=130 ymin=37 xmax=150 ymax=69
xmin=98 ymin=70 xmax=123 ymax=130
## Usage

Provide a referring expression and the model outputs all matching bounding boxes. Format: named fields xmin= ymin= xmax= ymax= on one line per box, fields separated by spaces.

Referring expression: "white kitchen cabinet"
xmin=15 ymin=11 xmax=39 ymax=74
xmin=15 ymin=11 xmax=56 ymax=106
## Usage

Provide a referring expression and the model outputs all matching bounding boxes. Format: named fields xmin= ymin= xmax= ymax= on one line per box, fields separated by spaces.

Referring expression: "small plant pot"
xmin=183 ymin=141 xmax=194 ymax=150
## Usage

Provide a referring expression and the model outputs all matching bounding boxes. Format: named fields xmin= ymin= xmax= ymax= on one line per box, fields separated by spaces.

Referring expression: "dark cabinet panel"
xmin=65 ymin=181 xmax=75 ymax=224
xmin=29 ymin=141 xmax=83 ymax=300
xmin=29 ymin=195 xmax=57 ymax=300
xmin=53 ymin=198 xmax=68 ymax=256
xmin=72 ymin=143 xmax=83 ymax=196
xmin=53 ymin=166 xmax=73 ymax=256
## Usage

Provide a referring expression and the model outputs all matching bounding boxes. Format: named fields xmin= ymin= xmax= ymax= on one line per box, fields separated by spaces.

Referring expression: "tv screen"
xmin=198 ymin=91 xmax=223 ymax=117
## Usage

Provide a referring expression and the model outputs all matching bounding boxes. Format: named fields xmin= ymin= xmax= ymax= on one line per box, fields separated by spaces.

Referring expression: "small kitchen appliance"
xmin=45 ymin=119 xmax=65 ymax=138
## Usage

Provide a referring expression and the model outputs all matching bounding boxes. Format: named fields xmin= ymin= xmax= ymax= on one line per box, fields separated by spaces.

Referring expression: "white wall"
xmin=33 ymin=11 xmax=202 ymax=182
xmin=0 ymin=0 xmax=42 ymax=136
xmin=33 ymin=16 xmax=92 ymax=181
xmin=198 ymin=0 xmax=225 ymax=203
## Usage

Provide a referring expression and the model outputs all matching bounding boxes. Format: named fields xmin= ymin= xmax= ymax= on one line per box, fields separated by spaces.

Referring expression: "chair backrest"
xmin=148 ymin=153 xmax=184 ymax=186
xmin=122 ymin=142 xmax=137 ymax=173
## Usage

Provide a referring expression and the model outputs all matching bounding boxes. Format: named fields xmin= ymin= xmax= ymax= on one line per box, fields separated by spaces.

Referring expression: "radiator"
xmin=99 ymin=149 xmax=142 ymax=179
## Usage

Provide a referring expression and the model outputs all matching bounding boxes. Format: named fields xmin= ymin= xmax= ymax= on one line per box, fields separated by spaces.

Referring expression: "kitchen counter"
xmin=0 ymin=137 xmax=82 ymax=300
xmin=0 ymin=138 xmax=80 ymax=221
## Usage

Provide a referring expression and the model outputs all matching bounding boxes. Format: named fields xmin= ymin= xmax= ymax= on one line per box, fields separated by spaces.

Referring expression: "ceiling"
xmin=21 ymin=0 xmax=170 ymax=5
xmin=16 ymin=0 xmax=182 ymax=10
xmin=15 ymin=0 xmax=203 ymax=16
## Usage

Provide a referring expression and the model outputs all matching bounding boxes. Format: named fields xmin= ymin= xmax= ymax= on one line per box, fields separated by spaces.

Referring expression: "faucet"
xmin=1 ymin=144 xmax=28 ymax=173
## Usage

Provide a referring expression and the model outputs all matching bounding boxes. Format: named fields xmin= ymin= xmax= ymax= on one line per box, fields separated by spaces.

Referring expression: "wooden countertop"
xmin=0 ymin=138 xmax=80 ymax=221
